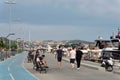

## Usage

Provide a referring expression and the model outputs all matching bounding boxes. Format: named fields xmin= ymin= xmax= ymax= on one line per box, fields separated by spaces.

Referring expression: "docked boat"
xmin=87 ymin=30 xmax=120 ymax=62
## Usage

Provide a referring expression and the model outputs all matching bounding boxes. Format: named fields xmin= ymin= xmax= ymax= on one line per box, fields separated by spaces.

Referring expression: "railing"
xmin=0 ymin=50 xmax=17 ymax=62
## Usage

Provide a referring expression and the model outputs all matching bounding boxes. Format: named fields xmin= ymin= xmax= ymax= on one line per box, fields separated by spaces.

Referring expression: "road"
xmin=0 ymin=51 xmax=38 ymax=80
xmin=24 ymin=53 xmax=120 ymax=80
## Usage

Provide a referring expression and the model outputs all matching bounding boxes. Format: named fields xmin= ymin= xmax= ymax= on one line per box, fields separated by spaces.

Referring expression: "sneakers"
xmin=45 ymin=66 xmax=49 ymax=68
xmin=77 ymin=68 xmax=80 ymax=70
xmin=72 ymin=66 xmax=75 ymax=68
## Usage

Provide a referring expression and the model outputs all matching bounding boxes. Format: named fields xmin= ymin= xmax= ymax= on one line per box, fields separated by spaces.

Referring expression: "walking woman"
xmin=76 ymin=48 xmax=83 ymax=70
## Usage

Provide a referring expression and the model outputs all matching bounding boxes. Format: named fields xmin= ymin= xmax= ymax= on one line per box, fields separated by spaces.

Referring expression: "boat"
xmin=88 ymin=29 xmax=120 ymax=62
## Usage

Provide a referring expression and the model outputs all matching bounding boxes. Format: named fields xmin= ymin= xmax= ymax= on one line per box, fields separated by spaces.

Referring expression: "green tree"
xmin=10 ymin=43 xmax=17 ymax=49
xmin=0 ymin=38 xmax=6 ymax=51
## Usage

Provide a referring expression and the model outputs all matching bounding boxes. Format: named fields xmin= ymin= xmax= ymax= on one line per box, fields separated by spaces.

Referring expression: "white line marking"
xmin=22 ymin=53 xmax=39 ymax=80
xmin=12 ymin=60 xmax=15 ymax=63
xmin=9 ymin=73 xmax=15 ymax=80
xmin=8 ymin=67 xmax=10 ymax=71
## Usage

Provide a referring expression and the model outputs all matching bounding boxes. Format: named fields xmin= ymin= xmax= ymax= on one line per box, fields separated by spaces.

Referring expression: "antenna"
xmin=110 ymin=32 xmax=114 ymax=39
xmin=118 ymin=28 xmax=120 ymax=32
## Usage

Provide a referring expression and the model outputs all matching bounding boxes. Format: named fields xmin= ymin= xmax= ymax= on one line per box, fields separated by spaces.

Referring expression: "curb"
xmin=81 ymin=62 xmax=104 ymax=71
xmin=113 ymin=71 xmax=120 ymax=75
xmin=63 ymin=58 xmax=104 ymax=71
xmin=63 ymin=57 xmax=120 ymax=75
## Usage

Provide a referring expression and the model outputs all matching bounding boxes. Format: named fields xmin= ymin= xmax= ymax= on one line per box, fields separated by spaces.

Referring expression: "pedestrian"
xmin=76 ymin=48 xmax=83 ymax=70
xmin=34 ymin=49 xmax=41 ymax=71
xmin=69 ymin=47 xmax=76 ymax=68
xmin=55 ymin=46 xmax=63 ymax=70
xmin=41 ymin=55 xmax=48 ymax=68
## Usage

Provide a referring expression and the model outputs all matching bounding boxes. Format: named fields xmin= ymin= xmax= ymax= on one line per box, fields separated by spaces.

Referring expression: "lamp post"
xmin=6 ymin=33 xmax=15 ymax=50
xmin=4 ymin=0 xmax=16 ymax=33
xmin=15 ymin=38 xmax=20 ymax=54
xmin=6 ymin=33 xmax=15 ymax=38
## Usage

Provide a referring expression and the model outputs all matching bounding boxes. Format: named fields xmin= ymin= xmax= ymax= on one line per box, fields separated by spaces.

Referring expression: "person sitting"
xmin=36 ymin=54 xmax=48 ymax=68
xmin=41 ymin=55 xmax=48 ymax=68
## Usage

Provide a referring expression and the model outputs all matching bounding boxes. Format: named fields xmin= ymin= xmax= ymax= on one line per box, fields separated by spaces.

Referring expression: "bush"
xmin=17 ymin=49 xmax=23 ymax=53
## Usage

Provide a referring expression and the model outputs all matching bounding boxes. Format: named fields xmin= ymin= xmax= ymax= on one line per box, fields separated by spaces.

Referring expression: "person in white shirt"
xmin=69 ymin=47 xmax=76 ymax=68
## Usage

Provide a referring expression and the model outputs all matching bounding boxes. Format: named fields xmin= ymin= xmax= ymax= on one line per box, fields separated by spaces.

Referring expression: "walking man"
xmin=55 ymin=46 xmax=63 ymax=70
xmin=76 ymin=48 xmax=83 ymax=70
xmin=69 ymin=47 xmax=76 ymax=68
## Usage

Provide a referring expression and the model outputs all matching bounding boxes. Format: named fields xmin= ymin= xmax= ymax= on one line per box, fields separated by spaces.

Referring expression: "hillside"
xmin=66 ymin=40 xmax=94 ymax=44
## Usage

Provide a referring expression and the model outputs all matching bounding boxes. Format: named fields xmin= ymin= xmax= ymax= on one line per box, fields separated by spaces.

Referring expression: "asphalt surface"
xmin=24 ymin=53 xmax=120 ymax=80
xmin=0 ymin=51 xmax=37 ymax=80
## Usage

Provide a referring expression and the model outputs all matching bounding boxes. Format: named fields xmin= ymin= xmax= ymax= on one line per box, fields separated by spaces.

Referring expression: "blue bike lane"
xmin=0 ymin=51 xmax=38 ymax=80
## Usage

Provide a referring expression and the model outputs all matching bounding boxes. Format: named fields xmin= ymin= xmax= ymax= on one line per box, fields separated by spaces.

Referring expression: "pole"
xmin=6 ymin=33 xmax=15 ymax=50
xmin=4 ymin=1 xmax=16 ymax=50
xmin=29 ymin=29 xmax=31 ymax=50
xmin=16 ymin=38 xmax=21 ymax=53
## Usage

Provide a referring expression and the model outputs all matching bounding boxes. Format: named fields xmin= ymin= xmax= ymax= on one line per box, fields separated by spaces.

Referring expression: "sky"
xmin=0 ymin=0 xmax=120 ymax=42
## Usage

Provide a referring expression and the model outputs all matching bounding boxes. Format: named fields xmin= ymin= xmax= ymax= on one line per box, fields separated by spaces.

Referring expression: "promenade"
xmin=24 ymin=52 xmax=120 ymax=80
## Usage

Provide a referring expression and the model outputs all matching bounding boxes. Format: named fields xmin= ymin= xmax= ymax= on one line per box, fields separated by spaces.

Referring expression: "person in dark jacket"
xmin=76 ymin=48 xmax=83 ymax=70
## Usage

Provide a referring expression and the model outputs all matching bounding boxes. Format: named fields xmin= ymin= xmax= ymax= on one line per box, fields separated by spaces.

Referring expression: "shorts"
xmin=70 ymin=59 xmax=75 ymax=63
xmin=57 ymin=57 xmax=62 ymax=62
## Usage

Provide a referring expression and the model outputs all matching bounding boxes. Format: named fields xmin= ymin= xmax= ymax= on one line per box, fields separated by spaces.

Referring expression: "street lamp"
xmin=16 ymin=38 xmax=21 ymax=53
xmin=4 ymin=0 xmax=16 ymax=40
xmin=6 ymin=33 xmax=15 ymax=38
xmin=4 ymin=0 xmax=16 ymax=4
xmin=6 ymin=33 xmax=15 ymax=50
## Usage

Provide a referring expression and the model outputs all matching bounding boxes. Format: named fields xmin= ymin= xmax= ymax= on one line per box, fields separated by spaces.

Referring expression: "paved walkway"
xmin=24 ymin=52 xmax=120 ymax=80
xmin=63 ymin=57 xmax=103 ymax=70
xmin=63 ymin=57 xmax=120 ymax=74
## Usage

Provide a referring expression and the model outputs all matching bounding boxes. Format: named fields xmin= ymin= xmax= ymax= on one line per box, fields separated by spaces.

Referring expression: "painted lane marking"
xmin=22 ymin=65 xmax=39 ymax=80
xmin=22 ymin=53 xmax=39 ymax=80
xmin=9 ymin=73 xmax=15 ymax=80
xmin=8 ymin=59 xmax=16 ymax=80
xmin=12 ymin=60 xmax=15 ymax=63
xmin=8 ymin=67 xmax=10 ymax=71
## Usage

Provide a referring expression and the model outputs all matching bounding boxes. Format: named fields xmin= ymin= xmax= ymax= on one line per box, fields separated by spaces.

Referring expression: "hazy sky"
xmin=0 ymin=0 xmax=120 ymax=41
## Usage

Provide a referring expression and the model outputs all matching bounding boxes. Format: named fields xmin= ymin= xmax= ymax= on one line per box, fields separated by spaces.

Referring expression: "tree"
xmin=0 ymin=38 xmax=6 ymax=51
xmin=10 ymin=43 xmax=17 ymax=49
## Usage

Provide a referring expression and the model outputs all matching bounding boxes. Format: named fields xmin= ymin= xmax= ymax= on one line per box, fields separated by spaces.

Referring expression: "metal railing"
xmin=0 ymin=50 xmax=17 ymax=62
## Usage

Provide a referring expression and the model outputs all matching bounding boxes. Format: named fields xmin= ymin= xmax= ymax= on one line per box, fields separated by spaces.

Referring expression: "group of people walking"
xmin=55 ymin=46 xmax=84 ymax=70
xmin=28 ymin=46 xmax=84 ymax=71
